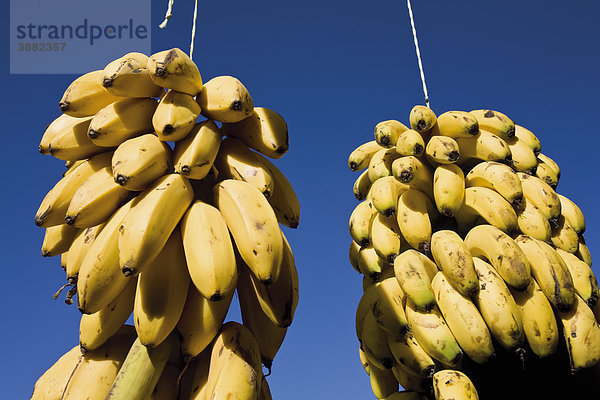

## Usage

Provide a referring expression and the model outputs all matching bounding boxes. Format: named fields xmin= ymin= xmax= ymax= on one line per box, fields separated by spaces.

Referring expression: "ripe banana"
xmin=349 ymin=199 xmax=377 ymax=246
xmin=558 ymin=294 xmax=600 ymax=371
xmin=506 ymin=136 xmax=537 ymax=174
xmin=556 ymin=248 xmax=599 ymax=308
xmin=41 ymin=223 xmax=79 ymax=257
xmin=387 ymin=331 xmax=435 ymax=378
xmin=181 ymin=201 xmax=237 ymax=301
xmin=375 ymin=120 xmax=409 ymax=147
xmin=371 ymin=213 xmax=403 ymax=264
xmin=470 ymin=109 xmax=515 ymax=140
xmin=535 ymin=159 xmax=559 ymax=189
xmin=349 ymin=241 xmax=360 ymax=273
xmin=30 ymin=345 xmax=82 ymax=400
xmin=514 ymin=124 xmax=541 ymax=155
xmin=455 ymin=130 xmax=512 ymax=164
xmin=430 ymin=230 xmax=479 ymax=297
xmin=370 ymin=176 xmax=409 ymax=217
xmin=197 ymin=75 xmax=254 ymax=123
xmin=409 ymin=105 xmax=437 ymax=133
xmin=134 ymin=228 xmax=190 ymax=348
xmin=152 ymin=90 xmax=201 ymax=141
xmin=348 ymin=140 xmax=384 ymax=171
xmin=425 ymin=135 xmax=461 ymax=164
xmin=369 ymin=147 xmax=402 ymax=182
xmin=39 ymin=114 xmax=102 ymax=161
xmin=147 ymin=48 xmax=203 ymax=95
xmin=358 ymin=245 xmax=389 ymax=279
xmin=516 ymin=196 xmax=551 ymax=241
xmin=432 ymin=370 xmax=479 ymax=400
xmin=369 ymin=364 xmax=399 ymax=399
xmin=454 ymin=187 xmax=518 ymax=234
xmin=260 ymin=154 xmax=300 ymax=228
xmin=464 ymin=161 xmax=523 ymax=207
xmin=464 ymin=224 xmax=530 ymax=290
xmin=391 ymin=364 xmax=429 ymax=393
xmin=391 ymin=155 xmax=432 ymax=186
xmin=577 ymin=240 xmax=592 ymax=267
xmin=395 ymin=129 xmax=425 ymax=157
xmin=396 ymin=188 xmax=435 ymax=253
xmin=59 ymin=70 xmax=123 ymax=117
xmin=111 ymin=133 xmax=173 ymax=191
xmin=537 ymin=152 xmax=560 ymax=177
xmin=393 ymin=249 xmax=438 ymax=311
xmin=102 ymin=52 xmax=163 ymax=98
xmin=550 ymin=215 xmax=579 ymax=253
xmin=370 ymin=271 xmax=409 ymax=338
xmin=558 ymin=193 xmax=585 ymax=235
xmin=361 ymin=311 xmax=395 ymax=370
xmin=433 ymin=164 xmax=464 ymax=217
xmin=353 ymin=170 xmax=372 ymax=201
xmin=173 ymin=120 xmax=222 ymax=180
xmin=221 ymin=107 xmax=288 ymax=159
xmin=433 ymin=111 xmax=479 ymax=138
xmin=119 ymin=174 xmax=194 ymax=277
xmin=65 ymin=222 xmax=106 ymax=283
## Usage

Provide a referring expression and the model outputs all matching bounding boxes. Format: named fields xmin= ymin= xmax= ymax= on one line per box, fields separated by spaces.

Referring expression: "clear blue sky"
xmin=2 ymin=0 xmax=600 ymax=398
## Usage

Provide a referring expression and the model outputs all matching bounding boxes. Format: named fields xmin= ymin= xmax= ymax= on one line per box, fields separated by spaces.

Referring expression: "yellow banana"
xmin=395 ymin=129 xmax=425 ymax=157
xmin=80 ymin=277 xmax=137 ymax=352
xmin=259 ymin=154 xmax=300 ymax=228
xmin=119 ymin=174 xmax=194 ymax=277
xmin=349 ymin=199 xmax=377 ymax=246
xmin=359 ymin=345 xmax=371 ymax=375
xmin=111 ymin=133 xmax=173 ymax=191
xmin=39 ymin=114 xmax=102 ymax=161
xmin=152 ymin=90 xmax=202 ymax=141
xmin=356 ymin=283 xmax=378 ymax=342
xmin=64 ymin=222 xmax=106 ymax=283
xmin=375 ymin=120 xmax=409 ymax=147
xmin=391 ymin=156 xmax=432 ymax=188
xmin=59 ymin=70 xmax=123 ymax=117
xmin=370 ymin=176 xmax=409 ymax=217
xmin=30 ymin=345 xmax=82 ymax=400
xmin=393 ymin=249 xmax=438 ymax=311
xmin=558 ymin=193 xmax=585 ymax=235
xmin=348 ymin=140 xmax=384 ymax=171
xmin=430 ymin=230 xmax=479 ymax=297
xmin=516 ymin=196 xmax=551 ymax=241
xmin=371 ymin=213 xmax=403 ymax=264
xmin=173 ymin=120 xmax=222 ymax=180
xmin=349 ymin=241 xmax=361 ymax=274
xmin=433 ymin=111 xmax=480 ymax=138
xmin=556 ymin=248 xmax=599 ymax=308
xmin=197 ymin=75 xmax=254 ymax=123
xmin=63 ymin=159 xmax=86 ymax=176
xmin=369 ymin=147 xmax=403 ymax=182
xmin=432 ymin=370 xmax=479 ymax=400
xmin=470 ymin=109 xmax=515 ymax=140
xmin=514 ymin=125 xmax=541 ymax=155
xmin=214 ymin=179 xmax=283 ymax=285
xmin=41 ymin=224 xmax=79 ymax=257
xmin=396 ymin=188 xmax=435 ymax=253
xmin=537 ymin=152 xmax=560 ymax=177
xmin=65 ymin=166 xmax=131 ymax=228
xmin=558 ymin=294 xmax=600 ymax=371
xmin=464 ymin=224 xmax=530 ymax=290
xmin=409 ymin=105 xmax=437 ymax=133
xmin=358 ymin=245 xmax=389 ymax=280
xmin=464 ymin=161 xmax=523 ymax=207
xmin=181 ymin=200 xmax=237 ymax=300
xmin=425 ymin=135 xmax=461 ymax=164
xmin=387 ymin=331 xmax=435 ymax=378
xmin=353 ymin=170 xmax=372 ymax=201
xmin=35 ymin=152 xmax=112 ymax=227
xmin=370 ymin=364 xmax=399 ymax=399
xmin=361 ymin=311 xmax=395 ymax=370
xmin=454 ymin=187 xmax=518 ymax=234
xmin=134 ymin=228 xmax=190 ymax=348
xmin=147 ymin=48 xmax=203 ymax=95
xmin=577 ymin=240 xmax=592 ymax=267
xmin=370 ymin=271 xmax=409 ymax=338
xmin=472 ymin=257 xmax=524 ymax=352
xmin=506 ymin=136 xmax=538 ymax=174
xmin=455 ymin=130 xmax=512 ymax=164
xmin=221 ymin=107 xmax=288 ymax=159
xmin=535 ymin=159 xmax=559 ymax=189
xmin=514 ymin=235 xmax=575 ymax=311
xmin=550 ymin=215 xmax=579 ymax=253
xmin=102 ymin=52 xmax=163 ymax=98
xmin=433 ymin=164 xmax=464 ymax=217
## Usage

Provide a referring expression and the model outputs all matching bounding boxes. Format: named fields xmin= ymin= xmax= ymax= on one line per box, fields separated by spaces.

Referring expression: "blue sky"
xmin=2 ymin=0 xmax=600 ymax=398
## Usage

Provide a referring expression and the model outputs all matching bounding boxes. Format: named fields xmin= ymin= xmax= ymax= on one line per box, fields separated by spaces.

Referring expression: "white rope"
xmin=189 ymin=0 xmax=199 ymax=59
xmin=159 ymin=0 xmax=174 ymax=29
xmin=406 ymin=0 xmax=430 ymax=108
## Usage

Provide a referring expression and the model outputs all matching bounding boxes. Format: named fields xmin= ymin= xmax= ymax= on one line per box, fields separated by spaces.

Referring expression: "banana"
xmin=349 ymin=240 xmax=361 ymax=273
xmin=556 ymin=248 xmax=599 ymax=308
xmin=516 ymin=196 xmax=551 ymax=241
xmin=348 ymin=140 xmax=384 ymax=171
xmin=177 ymin=285 xmax=234 ymax=361
xmin=358 ymin=245 xmax=389 ymax=280
xmin=111 ymin=133 xmax=173 ymax=191
xmin=356 ymin=283 xmax=378 ymax=342
xmin=391 ymin=156 xmax=432 ymax=188
xmin=65 ymin=222 xmax=106 ymax=283
xmin=80 ymin=277 xmax=137 ymax=352
xmin=405 ymin=298 xmax=463 ymax=367
xmin=41 ymin=224 xmax=79 ymax=257
xmin=433 ymin=111 xmax=479 ymax=138
xmin=425 ymin=135 xmax=461 ymax=164
xmin=370 ymin=176 xmax=409 ymax=217
xmin=30 ymin=345 xmax=82 ymax=400
xmin=197 ymin=75 xmax=254 ymax=123
xmin=465 ymin=161 xmax=523 ymax=207
xmin=370 ymin=271 xmax=409 ymax=338
xmin=370 ymin=364 xmax=399 ymax=399
xmin=432 ymin=370 xmax=479 ymax=400
xmin=514 ymin=235 xmax=575 ymax=311
xmin=102 ymin=52 xmax=163 ymax=98
xmin=203 ymin=322 xmax=262 ymax=400
xmin=134 ymin=228 xmax=190 ymax=348
xmin=395 ymin=129 xmax=425 ymax=157
xmin=361 ymin=311 xmax=395 ymax=370
xmin=537 ymin=152 xmax=560 ymax=177
xmin=65 ymin=166 xmax=131 ymax=227
xmin=359 ymin=345 xmax=371 ymax=374
xmin=87 ymin=98 xmax=158 ymax=147
xmin=506 ymin=136 xmax=538 ymax=174
xmin=354 ymin=170 xmax=372 ymax=201
xmin=390 ymin=364 xmax=429 ymax=393
xmin=375 ymin=120 xmax=409 ymax=147
xmin=558 ymin=294 xmax=600 ymax=371
xmin=349 ymin=199 xmax=378 ymax=246
xmin=430 ymin=230 xmax=479 ymax=297
xmin=119 ymin=174 xmax=194 ymax=277
xmin=472 ymin=257 xmax=524 ymax=352
xmin=237 ymin=264 xmax=287 ymax=371
xmin=371 ymin=213 xmax=403 ymax=264
xmin=464 ymin=224 xmax=530 ymax=290
xmin=59 ymin=70 xmax=123 ymax=117
xmin=550 ymin=215 xmax=579 ymax=253
xmin=514 ymin=125 xmax=541 ymax=155
xmin=455 ymin=130 xmax=512 ymax=164
xmin=213 ymin=137 xmax=274 ymax=197
xmin=150 ymin=362 xmax=180 ymax=400
xmin=369 ymin=147 xmax=403 ymax=182
xmin=396 ymin=188 xmax=435 ymax=253
xmin=470 ymin=109 xmax=515 ymax=139
xmin=535 ymin=159 xmax=559 ymax=189
xmin=180 ymin=349 xmax=210 ymax=400
xmin=393 ymin=249 xmax=438 ymax=311
xmin=509 ymin=278 xmax=559 ymax=357
xmin=77 ymin=199 xmax=135 ymax=314
xmin=387 ymin=331 xmax=435 ymax=378
xmin=35 ymin=152 xmax=112 ymax=227
xmin=214 ymin=179 xmax=283 ymax=285
xmin=260 ymin=154 xmax=300 ymax=228
xmin=63 ymin=159 xmax=86 ymax=176
xmin=152 ymin=90 xmax=202 ymax=141
xmin=61 ymin=326 xmax=135 ymax=400
xmin=39 ymin=114 xmax=102 ymax=161
xmin=181 ymin=200 xmax=237 ymax=300
xmin=173 ymin=120 xmax=222 ymax=180
xmin=409 ymin=105 xmax=437 ymax=133
xmin=558 ymin=194 xmax=585 ymax=235
xmin=454 ymin=187 xmax=518 ymax=234
xmin=147 ymin=48 xmax=203 ymax=96
xmin=221 ymin=107 xmax=288 ymax=159
xmin=517 ymin=172 xmax=561 ymax=223
xmin=433 ymin=164 xmax=464 ymax=217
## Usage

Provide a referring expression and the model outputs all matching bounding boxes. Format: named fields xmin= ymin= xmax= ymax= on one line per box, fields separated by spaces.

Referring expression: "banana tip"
xmin=58 ymin=102 xmax=69 ymax=112
xmin=64 ymin=215 xmax=76 ymax=225
xmin=349 ymin=161 xmax=358 ymax=171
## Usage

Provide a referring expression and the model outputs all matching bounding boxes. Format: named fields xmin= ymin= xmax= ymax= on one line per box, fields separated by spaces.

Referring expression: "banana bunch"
xmin=349 ymin=106 xmax=600 ymax=399
xmin=33 ymin=49 xmax=300 ymax=399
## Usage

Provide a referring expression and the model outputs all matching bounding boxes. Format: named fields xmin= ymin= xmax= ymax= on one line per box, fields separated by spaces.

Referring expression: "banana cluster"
xmin=349 ymin=106 xmax=600 ymax=399
xmin=33 ymin=48 xmax=300 ymax=399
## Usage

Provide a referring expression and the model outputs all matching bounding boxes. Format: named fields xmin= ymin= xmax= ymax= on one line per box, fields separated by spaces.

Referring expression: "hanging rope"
xmin=406 ymin=0 xmax=430 ymax=108
xmin=159 ymin=0 xmax=174 ymax=29
xmin=189 ymin=0 xmax=199 ymax=59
